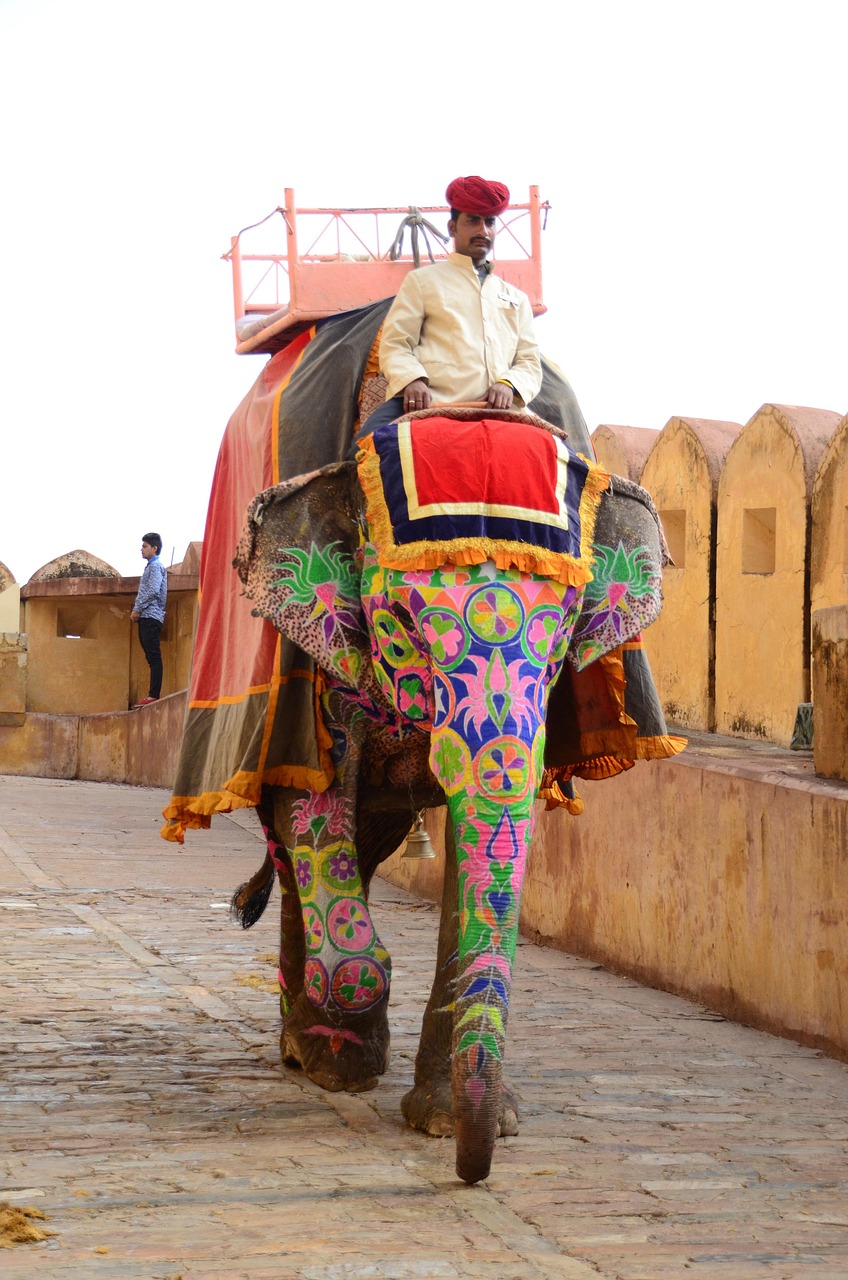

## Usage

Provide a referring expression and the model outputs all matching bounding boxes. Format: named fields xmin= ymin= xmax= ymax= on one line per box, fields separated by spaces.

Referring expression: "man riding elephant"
xmin=355 ymin=174 xmax=542 ymax=440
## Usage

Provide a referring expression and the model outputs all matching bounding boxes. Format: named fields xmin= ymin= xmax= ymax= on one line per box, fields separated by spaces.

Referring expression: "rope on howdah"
xmin=388 ymin=207 xmax=449 ymax=268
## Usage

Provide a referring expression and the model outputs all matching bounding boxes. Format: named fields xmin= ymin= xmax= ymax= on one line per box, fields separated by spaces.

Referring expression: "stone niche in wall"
xmin=714 ymin=404 xmax=841 ymax=746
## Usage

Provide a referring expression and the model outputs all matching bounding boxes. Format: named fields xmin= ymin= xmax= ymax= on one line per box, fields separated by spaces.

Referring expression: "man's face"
xmin=449 ymin=212 xmax=497 ymax=263
xmin=141 ymin=541 xmax=156 ymax=561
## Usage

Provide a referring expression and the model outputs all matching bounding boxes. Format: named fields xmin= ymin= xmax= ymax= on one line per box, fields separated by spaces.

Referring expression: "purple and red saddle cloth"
xmin=357 ymin=415 xmax=608 ymax=587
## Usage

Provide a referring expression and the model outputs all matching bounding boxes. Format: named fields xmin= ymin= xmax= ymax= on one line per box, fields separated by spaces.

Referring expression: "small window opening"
xmin=56 ymin=607 xmax=98 ymax=639
xmin=742 ymin=508 xmax=776 ymax=575
xmin=659 ymin=509 xmax=686 ymax=568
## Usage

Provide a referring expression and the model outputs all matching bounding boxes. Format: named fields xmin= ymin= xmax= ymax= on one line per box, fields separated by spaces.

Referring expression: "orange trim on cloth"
xmin=161 ymin=758 xmax=334 ymax=844
xmin=162 ymin=329 xmax=332 ymax=845
xmin=538 ymin=645 xmax=687 ymax=809
xmin=539 ymin=734 xmax=688 ymax=811
xmin=272 ymin=327 xmax=315 ymax=484
xmin=188 ymin=668 xmax=316 ymax=711
xmin=354 ymin=325 xmax=385 ymax=435
xmin=255 ymin=633 xmax=284 ymax=777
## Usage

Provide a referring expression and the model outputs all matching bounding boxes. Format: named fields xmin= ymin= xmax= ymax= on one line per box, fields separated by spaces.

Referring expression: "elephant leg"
xmin=255 ymin=809 xmax=307 ymax=1017
xmin=401 ymin=817 xmax=519 ymax=1139
xmin=267 ymin=700 xmax=396 ymax=1093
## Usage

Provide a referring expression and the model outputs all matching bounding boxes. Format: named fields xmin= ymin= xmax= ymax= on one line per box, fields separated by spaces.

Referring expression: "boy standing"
xmin=131 ymin=533 xmax=167 ymax=707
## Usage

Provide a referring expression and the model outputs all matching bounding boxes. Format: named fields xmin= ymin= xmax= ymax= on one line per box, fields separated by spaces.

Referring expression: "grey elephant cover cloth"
xmin=162 ymin=300 xmax=683 ymax=842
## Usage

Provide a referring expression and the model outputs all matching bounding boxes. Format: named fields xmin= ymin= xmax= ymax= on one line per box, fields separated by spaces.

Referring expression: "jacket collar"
xmin=447 ymin=251 xmax=493 ymax=275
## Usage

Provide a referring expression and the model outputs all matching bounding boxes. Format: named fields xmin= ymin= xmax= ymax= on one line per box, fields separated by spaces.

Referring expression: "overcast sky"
xmin=1 ymin=0 xmax=845 ymax=583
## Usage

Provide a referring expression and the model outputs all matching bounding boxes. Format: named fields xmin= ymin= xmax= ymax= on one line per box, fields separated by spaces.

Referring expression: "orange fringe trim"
xmin=161 ymin=759 xmax=334 ymax=845
xmin=539 ymin=732 xmax=687 ymax=811
xmin=537 ymin=779 xmax=585 ymax=815
xmin=357 ymin=431 xmax=610 ymax=587
xmin=163 ymin=657 xmax=340 ymax=844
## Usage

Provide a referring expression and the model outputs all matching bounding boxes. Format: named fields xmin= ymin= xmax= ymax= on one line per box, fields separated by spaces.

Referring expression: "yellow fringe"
xmin=357 ymin=431 xmax=610 ymax=587
xmin=538 ymin=732 xmax=687 ymax=809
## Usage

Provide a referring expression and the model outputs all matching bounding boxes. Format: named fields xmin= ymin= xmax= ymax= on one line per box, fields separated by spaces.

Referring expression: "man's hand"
xmin=131 ymin=610 xmax=139 ymax=622
xmin=403 ymin=379 xmax=432 ymax=413
xmin=486 ymin=381 xmax=515 ymax=410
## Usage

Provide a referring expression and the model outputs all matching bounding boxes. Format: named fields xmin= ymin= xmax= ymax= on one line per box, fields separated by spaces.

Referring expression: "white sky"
xmin=1 ymin=0 xmax=845 ymax=583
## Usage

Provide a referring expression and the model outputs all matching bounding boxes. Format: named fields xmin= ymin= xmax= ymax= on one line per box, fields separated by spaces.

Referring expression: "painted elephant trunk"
xmin=448 ymin=788 xmax=536 ymax=1184
xmin=365 ymin=554 xmax=582 ymax=1182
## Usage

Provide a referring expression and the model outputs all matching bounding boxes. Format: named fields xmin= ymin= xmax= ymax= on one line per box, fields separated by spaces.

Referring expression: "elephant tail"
xmin=230 ymin=851 xmax=276 ymax=928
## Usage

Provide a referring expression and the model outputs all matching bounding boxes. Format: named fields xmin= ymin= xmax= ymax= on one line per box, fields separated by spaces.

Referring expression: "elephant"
xmin=222 ymin=404 xmax=680 ymax=1184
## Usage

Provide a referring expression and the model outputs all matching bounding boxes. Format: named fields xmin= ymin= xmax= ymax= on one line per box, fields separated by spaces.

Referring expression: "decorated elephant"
xmin=163 ymin=305 xmax=683 ymax=1184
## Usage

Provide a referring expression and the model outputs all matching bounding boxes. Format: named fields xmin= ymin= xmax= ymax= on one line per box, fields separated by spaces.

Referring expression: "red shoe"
xmin=131 ymin=697 xmax=159 ymax=709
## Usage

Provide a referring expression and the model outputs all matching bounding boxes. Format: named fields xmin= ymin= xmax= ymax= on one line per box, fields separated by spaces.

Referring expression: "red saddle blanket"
xmin=357 ymin=416 xmax=608 ymax=586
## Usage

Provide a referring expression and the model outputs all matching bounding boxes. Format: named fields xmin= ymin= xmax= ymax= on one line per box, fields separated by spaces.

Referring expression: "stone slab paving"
xmin=0 ymin=775 xmax=847 ymax=1279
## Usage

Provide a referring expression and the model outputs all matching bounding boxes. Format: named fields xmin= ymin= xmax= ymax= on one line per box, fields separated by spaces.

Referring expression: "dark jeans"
xmin=138 ymin=617 xmax=163 ymax=698
xmin=347 ymin=395 xmax=406 ymax=457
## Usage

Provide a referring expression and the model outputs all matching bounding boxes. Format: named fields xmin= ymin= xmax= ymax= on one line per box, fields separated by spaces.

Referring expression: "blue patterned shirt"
xmin=133 ymin=555 xmax=167 ymax=623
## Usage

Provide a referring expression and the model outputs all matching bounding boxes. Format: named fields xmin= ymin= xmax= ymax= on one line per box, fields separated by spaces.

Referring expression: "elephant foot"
xmin=279 ymin=992 xmax=390 ymax=1093
xmin=401 ymin=1077 xmax=520 ymax=1138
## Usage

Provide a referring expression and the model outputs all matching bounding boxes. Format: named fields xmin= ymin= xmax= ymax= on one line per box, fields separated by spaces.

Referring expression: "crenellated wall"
xmin=591 ymin=423 xmax=659 ymax=479
xmin=593 ymin=403 xmax=848 ymax=757
xmin=714 ymin=405 xmax=839 ymax=745
xmin=811 ymin=413 xmax=848 ymax=619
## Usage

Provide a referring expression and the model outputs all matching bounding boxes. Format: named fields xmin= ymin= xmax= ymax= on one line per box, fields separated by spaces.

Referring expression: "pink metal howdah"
xmin=225 ymin=187 xmax=549 ymax=356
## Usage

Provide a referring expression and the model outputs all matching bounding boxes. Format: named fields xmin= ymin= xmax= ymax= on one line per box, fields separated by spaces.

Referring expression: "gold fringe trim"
xmin=572 ymin=756 xmax=636 ymax=782
xmin=357 ymin=431 xmax=610 ymax=587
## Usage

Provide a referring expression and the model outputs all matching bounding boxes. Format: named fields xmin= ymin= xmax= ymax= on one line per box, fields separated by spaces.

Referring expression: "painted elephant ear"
xmin=568 ymin=476 xmax=668 ymax=672
xmin=234 ymin=462 xmax=373 ymax=689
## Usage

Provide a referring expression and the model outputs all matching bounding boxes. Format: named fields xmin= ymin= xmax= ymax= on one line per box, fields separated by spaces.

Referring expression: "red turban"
xmin=445 ymin=175 xmax=510 ymax=216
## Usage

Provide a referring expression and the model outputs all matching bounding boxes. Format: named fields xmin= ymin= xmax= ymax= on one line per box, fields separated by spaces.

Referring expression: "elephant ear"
xmin=568 ymin=475 xmax=668 ymax=672
xmin=234 ymin=462 xmax=372 ymax=689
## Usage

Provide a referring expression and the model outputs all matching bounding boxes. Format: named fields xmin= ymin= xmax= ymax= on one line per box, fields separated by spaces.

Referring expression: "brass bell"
xmin=402 ymin=811 xmax=437 ymax=859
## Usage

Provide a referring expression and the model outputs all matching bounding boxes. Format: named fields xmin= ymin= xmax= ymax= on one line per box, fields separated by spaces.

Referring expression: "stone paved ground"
xmin=1 ymin=775 xmax=847 ymax=1280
